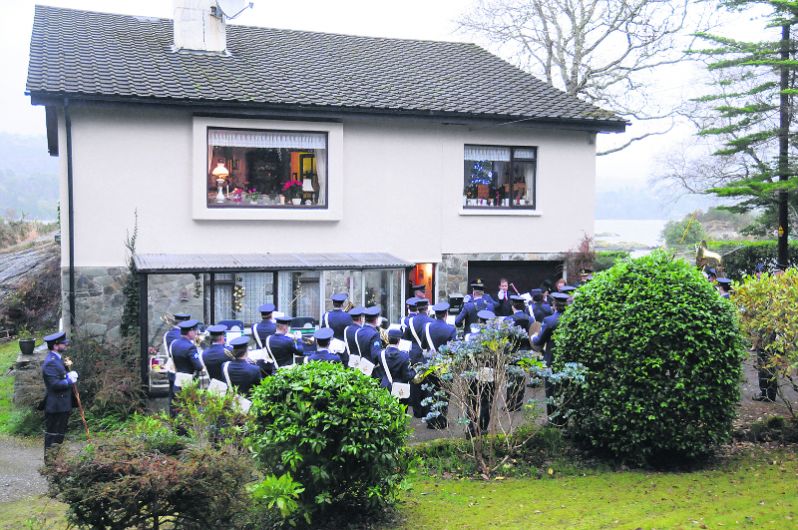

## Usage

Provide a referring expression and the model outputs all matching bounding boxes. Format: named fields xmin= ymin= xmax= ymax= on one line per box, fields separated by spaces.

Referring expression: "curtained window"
xmin=463 ymin=144 xmax=537 ymax=209
xmin=206 ymin=127 xmax=328 ymax=209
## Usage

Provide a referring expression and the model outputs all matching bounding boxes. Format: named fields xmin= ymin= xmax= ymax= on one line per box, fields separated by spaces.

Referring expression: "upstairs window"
xmin=463 ymin=145 xmax=536 ymax=209
xmin=207 ymin=128 xmax=328 ymax=208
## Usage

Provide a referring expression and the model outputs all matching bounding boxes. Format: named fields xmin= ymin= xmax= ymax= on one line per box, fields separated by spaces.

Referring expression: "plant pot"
xmin=291 ymin=198 xmax=302 ymax=205
xmin=19 ymin=338 xmax=35 ymax=355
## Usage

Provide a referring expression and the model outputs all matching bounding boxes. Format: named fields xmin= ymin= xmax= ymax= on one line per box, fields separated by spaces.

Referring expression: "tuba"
xmin=695 ymin=240 xmax=723 ymax=271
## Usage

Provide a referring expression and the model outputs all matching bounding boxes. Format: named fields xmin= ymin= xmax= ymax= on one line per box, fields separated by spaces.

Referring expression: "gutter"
xmin=30 ymin=92 xmax=629 ymax=134
xmin=64 ymin=98 xmax=76 ymax=330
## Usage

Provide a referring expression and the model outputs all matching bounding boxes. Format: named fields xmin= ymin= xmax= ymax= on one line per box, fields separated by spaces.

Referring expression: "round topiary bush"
xmin=554 ymin=250 xmax=745 ymax=465
xmin=247 ymin=362 xmax=411 ymax=525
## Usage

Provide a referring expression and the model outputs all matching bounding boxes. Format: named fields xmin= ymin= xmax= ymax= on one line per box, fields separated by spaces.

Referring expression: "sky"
xmin=0 ymin=0 xmax=774 ymax=196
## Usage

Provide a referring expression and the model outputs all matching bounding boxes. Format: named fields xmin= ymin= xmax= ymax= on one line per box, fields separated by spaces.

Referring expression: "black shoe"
xmin=752 ymin=394 xmax=773 ymax=402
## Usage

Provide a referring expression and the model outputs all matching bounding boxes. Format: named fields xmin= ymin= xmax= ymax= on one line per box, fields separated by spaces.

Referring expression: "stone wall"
xmin=147 ymin=273 xmax=205 ymax=349
xmin=12 ymin=345 xmax=48 ymax=407
xmin=62 ymin=266 xmax=128 ymax=342
xmin=60 ymin=268 xmax=205 ymax=349
xmin=437 ymin=252 xmax=565 ymax=301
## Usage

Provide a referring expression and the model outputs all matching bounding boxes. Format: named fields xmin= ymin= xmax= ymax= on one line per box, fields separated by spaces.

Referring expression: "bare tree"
xmin=458 ymin=0 xmax=711 ymax=154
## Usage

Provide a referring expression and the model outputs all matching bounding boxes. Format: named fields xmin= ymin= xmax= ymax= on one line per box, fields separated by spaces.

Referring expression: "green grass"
xmin=0 ymin=496 xmax=67 ymax=529
xmin=0 ymin=340 xmax=19 ymax=431
xmin=401 ymin=448 xmax=798 ymax=529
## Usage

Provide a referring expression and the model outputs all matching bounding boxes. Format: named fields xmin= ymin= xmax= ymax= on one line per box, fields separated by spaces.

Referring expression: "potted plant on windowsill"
xmin=18 ymin=325 xmax=35 ymax=355
xmin=246 ymin=188 xmax=261 ymax=205
xmin=282 ymin=180 xmax=303 ymax=205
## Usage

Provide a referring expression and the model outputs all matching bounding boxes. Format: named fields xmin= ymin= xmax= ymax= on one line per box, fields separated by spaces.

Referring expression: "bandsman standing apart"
xmin=41 ymin=331 xmax=78 ymax=462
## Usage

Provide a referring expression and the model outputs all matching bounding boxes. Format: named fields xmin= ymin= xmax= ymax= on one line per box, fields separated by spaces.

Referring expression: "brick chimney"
xmin=173 ymin=0 xmax=226 ymax=53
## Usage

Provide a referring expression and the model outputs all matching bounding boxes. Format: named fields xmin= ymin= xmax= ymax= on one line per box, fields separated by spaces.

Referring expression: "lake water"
xmin=594 ymin=219 xmax=668 ymax=253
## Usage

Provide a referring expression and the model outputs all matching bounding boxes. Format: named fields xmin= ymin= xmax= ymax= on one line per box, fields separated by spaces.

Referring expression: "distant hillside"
xmin=0 ymin=134 xmax=59 ymax=221
xmin=595 ymin=183 xmax=723 ymax=221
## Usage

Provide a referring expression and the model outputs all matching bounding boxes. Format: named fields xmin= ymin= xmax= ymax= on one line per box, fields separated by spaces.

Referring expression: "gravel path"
xmin=0 ymin=435 xmax=47 ymax=503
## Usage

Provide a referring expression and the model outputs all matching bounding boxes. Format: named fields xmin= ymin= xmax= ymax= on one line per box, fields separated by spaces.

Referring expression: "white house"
xmin=27 ymin=2 xmax=625 ymax=379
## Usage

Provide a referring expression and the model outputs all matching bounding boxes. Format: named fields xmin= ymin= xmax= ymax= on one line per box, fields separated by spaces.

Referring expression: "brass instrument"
xmin=342 ymin=299 xmax=355 ymax=312
xmin=379 ymin=326 xmax=390 ymax=347
xmin=696 ymin=240 xmax=723 ymax=272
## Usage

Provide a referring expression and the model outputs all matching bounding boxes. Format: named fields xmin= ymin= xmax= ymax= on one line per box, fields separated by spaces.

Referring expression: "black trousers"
xmin=756 ymin=349 xmax=777 ymax=401
xmin=44 ymin=411 xmax=70 ymax=460
xmin=467 ymin=380 xmax=495 ymax=436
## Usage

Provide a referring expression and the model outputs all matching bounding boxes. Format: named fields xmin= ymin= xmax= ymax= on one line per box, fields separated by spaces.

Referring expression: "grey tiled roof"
xmin=27 ymin=5 xmax=625 ymax=129
xmin=133 ymin=252 xmax=413 ymax=273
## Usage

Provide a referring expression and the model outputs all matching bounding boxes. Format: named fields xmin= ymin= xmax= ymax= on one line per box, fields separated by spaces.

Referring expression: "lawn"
xmin=0 ymin=339 xmax=19 ymax=432
xmin=5 ymin=448 xmax=795 ymax=529
xmin=401 ymin=448 xmax=798 ymax=529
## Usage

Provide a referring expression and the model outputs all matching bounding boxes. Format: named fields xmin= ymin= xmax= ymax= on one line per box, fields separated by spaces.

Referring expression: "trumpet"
xmin=342 ymin=299 xmax=354 ymax=312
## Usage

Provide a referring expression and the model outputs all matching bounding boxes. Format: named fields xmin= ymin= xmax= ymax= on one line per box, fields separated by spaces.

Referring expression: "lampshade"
xmin=211 ymin=162 xmax=229 ymax=179
xmin=302 ymin=178 xmax=314 ymax=192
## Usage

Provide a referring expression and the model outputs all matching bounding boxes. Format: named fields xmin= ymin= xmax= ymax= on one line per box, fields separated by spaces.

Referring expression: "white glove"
xmin=67 ymin=371 xmax=79 ymax=383
xmin=498 ymin=290 xmax=506 ymax=300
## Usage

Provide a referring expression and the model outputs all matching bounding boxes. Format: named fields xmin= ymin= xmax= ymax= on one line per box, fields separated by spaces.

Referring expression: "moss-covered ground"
xmin=400 ymin=448 xmax=798 ymax=529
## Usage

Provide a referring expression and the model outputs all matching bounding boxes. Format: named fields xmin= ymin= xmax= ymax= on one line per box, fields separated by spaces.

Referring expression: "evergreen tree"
xmin=120 ymin=211 xmax=139 ymax=339
xmin=692 ymin=0 xmax=798 ymax=263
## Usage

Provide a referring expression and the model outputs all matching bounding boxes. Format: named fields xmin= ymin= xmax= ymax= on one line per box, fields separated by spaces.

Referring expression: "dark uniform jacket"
xmin=355 ymin=325 xmax=382 ymax=365
xmin=223 ymin=359 xmax=262 ymax=397
xmin=171 ymin=337 xmax=204 ymax=374
xmin=321 ymin=309 xmax=354 ymax=341
xmin=532 ymin=302 xmax=553 ymax=323
xmin=376 ymin=346 xmax=415 ymax=389
xmin=41 ymin=351 xmax=73 ymax=414
xmin=533 ymin=311 xmax=561 ymax=366
xmin=264 ymin=333 xmax=303 ymax=367
xmin=202 ymin=343 xmax=232 ymax=382
xmin=344 ymin=324 xmax=362 ymax=360
xmin=252 ymin=319 xmax=276 ymax=348
xmin=306 ymin=348 xmax=344 ymax=365
xmin=455 ymin=297 xmax=494 ymax=330
xmin=404 ymin=313 xmax=433 ymax=364
xmin=425 ymin=319 xmax=457 ymax=352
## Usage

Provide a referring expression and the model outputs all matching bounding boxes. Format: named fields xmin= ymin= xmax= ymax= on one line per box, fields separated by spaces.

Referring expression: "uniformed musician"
xmin=376 ymin=328 xmax=415 ymax=406
xmin=344 ymin=306 xmax=365 ymax=364
xmin=411 ymin=283 xmax=426 ymax=299
xmin=251 ymin=303 xmax=277 ymax=348
xmin=305 ymin=328 xmax=344 ymax=365
xmin=529 ymin=288 xmax=553 ymax=323
xmin=222 ymin=336 xmax=263 ymax=397
xmin=532 ymin=291 xmax=570 ymax=419
xmin=421 ymin=302 xmax=457 ymax=429
xmin=401 ymin=297 xmax=418 ymax=333
xmin=321 ymin=293 xmax=354 ymax=341
xmin=716 ymin=277 xmax=732 ymax=299
xmin=262 ymin=315 xmax=304 ymax=367
xmin=509 ymin=295 xmax=533 ymax=348
xmin=405 ymin=298 xmax=432 ymax=364
xmin=356 ymin=306 xmax=383 ymax=367
xmin=162 ymin=312 xmax=190 ymax=401
xmin=455 ymin=279 xmax=495 ymax=331
xmin=41 ymin=331 xmax=77 ymax=462
xmin=465 ymin=309 xmax=497 ymax=436
xmin=171 ymin=319 xmax=204 ymax=389
xmin=201 ymin=324 xmax=232 ymax=382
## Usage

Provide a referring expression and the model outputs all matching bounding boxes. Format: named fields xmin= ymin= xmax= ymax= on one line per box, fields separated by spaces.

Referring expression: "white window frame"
xmin=192 ymin=117 xmax=343 ymax=221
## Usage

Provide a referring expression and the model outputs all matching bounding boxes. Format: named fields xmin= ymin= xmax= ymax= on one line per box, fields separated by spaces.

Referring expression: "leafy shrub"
xmin=594 ymin=250 xmax=630 ymax=271
xmin=67 ymin=335 xmax=145 ymax=422
xmin=554 ymin=250 xmax=745 ymax=465
xmin=247 ymin=362 xmax=411 ymax=525
xmin=43 ymin=390 xmax=257 ymax=529
xmin=733 ymin=268 xmax=798 ymax=413
xmin=703 ymin=239 xmax=798 ymax=280
xmin=44 ymin=439 xmax=254 ymax=529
